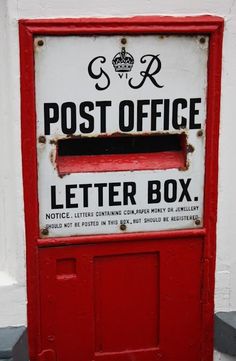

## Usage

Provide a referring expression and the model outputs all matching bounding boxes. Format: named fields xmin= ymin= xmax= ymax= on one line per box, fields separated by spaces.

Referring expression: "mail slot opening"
xmin=56 ymin=133 xmax=187 ymax=174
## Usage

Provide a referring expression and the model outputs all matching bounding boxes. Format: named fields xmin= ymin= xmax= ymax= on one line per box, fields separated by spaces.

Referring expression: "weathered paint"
xmin=35 ymin=33 xmax=207 ymax=237
xmin=20 ymin=16 xmax=223 ymax=361
xmin=0 ymin=2 xmax=236 ymax=361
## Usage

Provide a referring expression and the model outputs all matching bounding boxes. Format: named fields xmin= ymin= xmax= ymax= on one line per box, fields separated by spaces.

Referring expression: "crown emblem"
xmin=112 ymin=47 xmax=134 ymax=73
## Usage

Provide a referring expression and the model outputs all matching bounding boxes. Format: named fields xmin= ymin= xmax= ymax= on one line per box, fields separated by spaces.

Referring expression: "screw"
xmin=197 ymin=130 xmax=203 ymax=137
xmin=120 ymin=224 xmax=127 ymax=231
xmin=38 ymin=135 xmax=46 ymax=144
xmin=41 ymin=228 xmax=49 ymax=236
xmin=195 ymin=219 xmax=201 ymax=226
xmin=37 ymin=39 xmax=44 ymax=47
xmin=121 ymin=38 xmax=127 ymax=45
xmin=199 ymin=37 xmax=206 ymax=44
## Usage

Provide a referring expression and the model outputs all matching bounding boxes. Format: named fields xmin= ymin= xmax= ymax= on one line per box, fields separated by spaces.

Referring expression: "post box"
xmin=20 ymin=16 xmax=223 ymax=361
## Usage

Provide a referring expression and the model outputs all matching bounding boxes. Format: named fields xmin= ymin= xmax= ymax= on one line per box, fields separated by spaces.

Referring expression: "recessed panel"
xmin=94 ymin=253 xmax=159 ymax=352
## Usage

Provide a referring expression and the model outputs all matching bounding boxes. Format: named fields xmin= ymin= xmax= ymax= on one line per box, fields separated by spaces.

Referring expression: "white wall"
xmin=0 ymin=0 xmax=236 ymax=360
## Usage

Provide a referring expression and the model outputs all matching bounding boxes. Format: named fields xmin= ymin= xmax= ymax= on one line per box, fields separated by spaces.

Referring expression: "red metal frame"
xmin=19 ymin=16 xmax=223 ymax=361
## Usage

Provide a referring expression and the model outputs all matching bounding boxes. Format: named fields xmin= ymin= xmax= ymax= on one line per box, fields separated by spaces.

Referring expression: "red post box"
xmin=20 ymin=16 xmax=223 ymax=361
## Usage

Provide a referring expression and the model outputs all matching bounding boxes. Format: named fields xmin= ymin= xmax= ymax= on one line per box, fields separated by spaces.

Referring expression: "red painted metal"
xmin=57 ymin=151 xmax=185 ymax=174
xmin=39 ymin=237 xmax=203 ymax=361
xmin=19 ymin=16 xmax=224 ymax=361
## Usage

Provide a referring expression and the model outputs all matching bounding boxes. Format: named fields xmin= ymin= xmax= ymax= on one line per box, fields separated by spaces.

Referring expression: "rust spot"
xmin=197 ymin=130 xmax=204 ymax=137
xmin=50 ymin=139 xmax=57 ymax=145
xmin=187 ymin=144 xmax=194 ymax=153
xmin=37 ymin=39 xmax=44 ymax=47
xmin=178 ymin=160 xmax=189 ymax=172
xmin=38 ymin=135 xmax=46 ymax=144
xmin=58 ymin=172 xmax=70 ymax=179
xmin=41 ymin=228 xmax=49 ymax=236
xmin=120 ymin=224 xmax=127 ymax=231
xmin=50 ymin=149 xmax=55 ymax=165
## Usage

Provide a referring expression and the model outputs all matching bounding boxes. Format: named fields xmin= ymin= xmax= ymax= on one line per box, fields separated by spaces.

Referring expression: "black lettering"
xmin=137 ymin=100 xmax=150 ymax=131
xmin=119 ymin=100 xmax=134 ymax=132
xmin=44 ymin=103 xmax=59 ymax=135
xmin=163 ymin=99 xmax=170 ymax=131
xmin=189 ymin=98 xmax=201 ymax=129
xmin=148 ymin=181 xmax=161 ymax=203
xmin=123 ymin=182 xmax=136 ymax=205
xmin=172 ymin=98 xmax=187 ymax=129
xmin=151 ymin=99 xmax=163 ymax=131
xmin=79 ymin=101 xmax=94 ymax=133
xmin=87 ymin=56 xmax=110 ymax=91
xmin=164 ymin=179 xmax=177 ymax=203
xmin=94 ymin=183 xmax=107 ymax=207
xmin=51 ymin=185 xmax=63 ymax=209
xmin=129 ymin=55 xmax=163 ymax=89
xmin=109 ymin=183 xmax=122 ymax=206
xmin=96 ymin=101 xmax=112 ymax=133
xmin=66 ymin=184 xmax=78 ymax=208
xmin=179 ymin=178 xmax=192 ymax=202
xmin=79 ymin=184 xmax=92 ymax=207
xmin=61 ymin=102 xmax=77 ymax=134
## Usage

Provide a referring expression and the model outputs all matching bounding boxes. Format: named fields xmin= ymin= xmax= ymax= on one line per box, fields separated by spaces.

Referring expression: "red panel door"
xmin=38 ymin=237 xmax=203 ymax=361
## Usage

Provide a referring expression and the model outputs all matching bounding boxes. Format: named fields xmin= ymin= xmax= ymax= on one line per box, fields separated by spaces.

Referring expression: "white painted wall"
xmin=0 ymin=0 xmax=236 ymax=360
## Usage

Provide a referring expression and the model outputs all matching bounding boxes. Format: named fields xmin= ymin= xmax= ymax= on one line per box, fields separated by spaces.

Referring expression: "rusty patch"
xmin=50 ymin=139 xmax=57 ymax=145
xmin=41 ymin=228 xmax=49 ymax=236
xmin=178 ymin=160 xmax=190 ymax=172
xmin=59 ymin=130 xmax=187 ymax=140
xmin=187 ymin=144 xmax=195 ymax=153
xmin=197 ymin=129 xmax=204 ymax=137
xmin=38 ymin=135 xmax=46 ymax=144
xmin=120 ymin=224 xmax=127 ymax=231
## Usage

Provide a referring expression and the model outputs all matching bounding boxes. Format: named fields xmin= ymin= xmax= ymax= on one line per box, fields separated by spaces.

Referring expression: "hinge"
xmin=38 ymin=349 xmax=56 ymax=361
xmin=201 ymin=258 xmax=210 ymax=304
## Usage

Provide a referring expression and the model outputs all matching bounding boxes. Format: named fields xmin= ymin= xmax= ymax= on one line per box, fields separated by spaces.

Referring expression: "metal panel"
xmin=35 ymin=35 xmax=208 ymax=237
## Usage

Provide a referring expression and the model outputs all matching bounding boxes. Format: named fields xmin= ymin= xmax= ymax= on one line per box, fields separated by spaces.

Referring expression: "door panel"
xmin=38 ymin=237 xmax=203 ymax=361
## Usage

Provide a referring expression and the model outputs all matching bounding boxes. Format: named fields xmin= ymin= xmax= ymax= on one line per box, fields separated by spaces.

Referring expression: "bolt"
xmin=199 ymin=37 xmax=206 ymax=44
xmin=37 ymin=39 xmax=44 ymax=47
xmin=197 ymin=130 xmax=203 ymax=137
xmin=38 ymin=135 xmax=46 ymax=144
xmin=195 ymin=219 xmax=201 ymax=226
xmin=120 ymin=224 xmax=127 ymax=231
xmin=41 ymin=228 xmax=49 ymax=236
xmin=121 ymin=38 xmax=127 ymax=45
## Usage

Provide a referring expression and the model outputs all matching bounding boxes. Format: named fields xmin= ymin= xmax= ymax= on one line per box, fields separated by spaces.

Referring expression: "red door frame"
xmin=19 ymin=15 xmax=223 ymax=361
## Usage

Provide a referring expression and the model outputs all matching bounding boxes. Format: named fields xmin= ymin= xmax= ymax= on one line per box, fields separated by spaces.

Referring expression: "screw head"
xmin=120 ymin=224 xmax=127 ymax=231
xmin=195 ymin=219 xmax=201 ymax=226
xmin=199 ymin=37 xmax=206 ymax=44
xmin=41 ymin=228 xmax=49 ymax=236
xmin=37 ymin=39 xmax=44 ymax=47
xmin=121 ymin=38 xmax=127 ymax=45
xmin=197 ymin=130 xmax=203 ymax=137
xmin=38 ymin=135 xmax=46 ymax=144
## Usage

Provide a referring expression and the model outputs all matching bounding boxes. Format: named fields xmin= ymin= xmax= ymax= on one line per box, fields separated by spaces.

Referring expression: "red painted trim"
xmin=19 ymin=16 xmax=224 ymax=361
xmin=201 ymin=21 xmax=224 ymax=361
xmin=57 ymin=151 xmax=185 ymax=174
xmin=38 ymin=228 xmax=206 ymax=247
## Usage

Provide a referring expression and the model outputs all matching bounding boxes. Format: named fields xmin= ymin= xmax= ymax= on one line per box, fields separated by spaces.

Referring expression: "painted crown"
xmin=112 ymin=47 xmax=134 ymax=72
